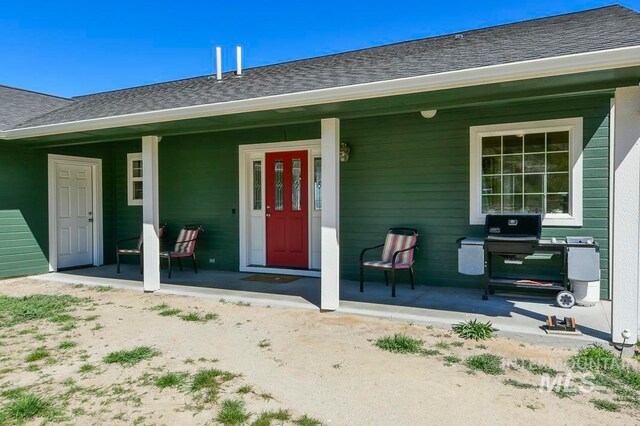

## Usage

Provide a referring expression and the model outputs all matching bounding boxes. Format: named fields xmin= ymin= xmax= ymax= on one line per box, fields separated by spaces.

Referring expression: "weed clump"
xmin=452 ymin=319 xmax=496 ymax=340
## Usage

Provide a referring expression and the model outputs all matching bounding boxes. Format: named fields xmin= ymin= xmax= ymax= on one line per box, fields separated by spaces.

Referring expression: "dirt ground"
xmin=0 ymin=277 xmax=638 ymax=425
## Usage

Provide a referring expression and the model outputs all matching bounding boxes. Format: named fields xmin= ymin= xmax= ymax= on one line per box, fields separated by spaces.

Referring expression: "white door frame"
xmin=239 ymin=139 xmax=321 ymax=277
xmin=47 ymin=154 xmax=104 ymax=271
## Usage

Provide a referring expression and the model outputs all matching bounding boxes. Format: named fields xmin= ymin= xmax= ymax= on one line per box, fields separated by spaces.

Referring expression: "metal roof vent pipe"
xmin=236 ymin=45 xmax=242 ymax=77
xmin=215 ymin=46 xmax=222 ymax=81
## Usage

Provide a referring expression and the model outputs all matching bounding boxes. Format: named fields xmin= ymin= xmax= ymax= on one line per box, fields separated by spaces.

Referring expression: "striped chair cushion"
xmin=363 ymin=260 xmax=412 ymax=269
xmin=173 ymin=228 xmax=199 ymax=254
xmin=381 ymin=232 xmax=417 ymax=265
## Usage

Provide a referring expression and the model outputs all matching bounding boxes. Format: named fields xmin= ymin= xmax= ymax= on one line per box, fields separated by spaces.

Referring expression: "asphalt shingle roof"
xmin=0 ymin=85 xmax=71 ymax=130
xmin=6 ymin=5 xmax=640 ymax=130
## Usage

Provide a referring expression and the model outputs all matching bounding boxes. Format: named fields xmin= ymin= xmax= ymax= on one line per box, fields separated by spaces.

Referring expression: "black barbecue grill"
xmin=458 ymin=213 xmax=600 ymax=308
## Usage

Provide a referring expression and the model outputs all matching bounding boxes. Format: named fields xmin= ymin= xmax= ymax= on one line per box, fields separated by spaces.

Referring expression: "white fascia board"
xmin=2 ymin=45 xmax=640 ymax=140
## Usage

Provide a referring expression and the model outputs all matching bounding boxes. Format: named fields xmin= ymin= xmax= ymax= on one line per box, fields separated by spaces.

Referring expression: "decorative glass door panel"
xmin=265 ymin=151 xmax=308 ymax=268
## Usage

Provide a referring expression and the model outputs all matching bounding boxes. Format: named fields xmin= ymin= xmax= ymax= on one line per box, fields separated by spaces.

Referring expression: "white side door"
xmin=56 ymin=163 xmax=94 ymax=268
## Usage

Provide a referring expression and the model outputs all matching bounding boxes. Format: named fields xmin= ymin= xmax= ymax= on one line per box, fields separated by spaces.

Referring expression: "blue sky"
xmin=2 ymin=1 xmax=639 ymax=97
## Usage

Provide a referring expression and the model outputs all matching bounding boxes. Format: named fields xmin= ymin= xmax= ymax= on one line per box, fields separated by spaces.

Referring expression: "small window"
xmin=313 ymin=157 xmax=322 ymax=210
xmin=252 ymin=161 xmax=262 ymax=210
xmin=127 ymin=153 xmax=143 ymax=206
xmin=470 ymin=118 xmax=583 ymax=226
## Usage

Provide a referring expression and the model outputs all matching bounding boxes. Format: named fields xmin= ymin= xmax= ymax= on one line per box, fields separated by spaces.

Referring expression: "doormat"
xmin=241 ymin=274 xmax=301 ymax=284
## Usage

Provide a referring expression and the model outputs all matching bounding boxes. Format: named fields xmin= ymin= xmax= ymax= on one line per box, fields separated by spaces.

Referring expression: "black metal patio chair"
xmin=359 ymin=227 xmax=418 ymax=297
xmin=116 ymin=224 xmax=167 ymax=273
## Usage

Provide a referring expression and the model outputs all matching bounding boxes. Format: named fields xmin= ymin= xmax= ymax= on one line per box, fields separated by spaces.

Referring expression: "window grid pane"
xmin=274 ymin=160 xmax=284 ymax=211
xmin=252 ymin=161 xmax=262 ymax=210
xmin=314 ymin=158 xmax=322 ymax=210
xmin=292 ymin=159 xmax=301 ymax=211
xmin=481 ymin=130 xmax=570 ymax=215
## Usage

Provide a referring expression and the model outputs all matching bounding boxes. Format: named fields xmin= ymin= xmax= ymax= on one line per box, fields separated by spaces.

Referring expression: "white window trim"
xmin=469 ymin=117 xmax=583 ymax=227
xmin=127 ymin=152 xmax=143 ymax=206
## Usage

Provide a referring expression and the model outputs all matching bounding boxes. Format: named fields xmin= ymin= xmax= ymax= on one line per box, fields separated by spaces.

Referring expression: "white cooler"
xmin=458 ymin=237 xmax=485 ymax=276
xmin=567 ymin=242 xmax=601 ymax=307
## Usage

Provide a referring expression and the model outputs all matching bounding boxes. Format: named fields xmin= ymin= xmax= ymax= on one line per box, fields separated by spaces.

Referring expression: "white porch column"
xmin=321 ymin=118 xmax=340 ymax=311
xmin=142 ymin=135 xmax=161 ymax=292
xmin=611 ymin=86 xmax=640 ymax=344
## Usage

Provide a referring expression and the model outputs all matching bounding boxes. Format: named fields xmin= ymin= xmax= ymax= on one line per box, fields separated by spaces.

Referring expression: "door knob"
xmin=88 ymin=218 xmax=94 ymax=222
xmin=266 ymin=213 xmax=271 ymax=217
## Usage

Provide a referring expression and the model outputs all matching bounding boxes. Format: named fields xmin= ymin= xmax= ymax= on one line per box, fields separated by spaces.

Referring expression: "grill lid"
xmin=485 ymin=214 xmax=542 ymax=240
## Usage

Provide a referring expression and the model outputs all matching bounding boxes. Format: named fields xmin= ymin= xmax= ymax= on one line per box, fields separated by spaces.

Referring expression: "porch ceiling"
xmin=8 ymin=66 xmax=640 ymax=149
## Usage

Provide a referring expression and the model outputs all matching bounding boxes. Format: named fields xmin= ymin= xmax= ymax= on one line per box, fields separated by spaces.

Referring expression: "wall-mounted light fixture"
xmin=340 ymin=142 xmax=351 ymax=162
xmin=420 ymin=110 xmax=438 ymax=119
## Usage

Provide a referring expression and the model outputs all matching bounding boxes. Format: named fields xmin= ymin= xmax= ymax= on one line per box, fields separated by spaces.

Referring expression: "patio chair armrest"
xmin=360 ymin=243 xmax=385 ymax=262
xmin=391 ymin=244 xmax=418 ymax=266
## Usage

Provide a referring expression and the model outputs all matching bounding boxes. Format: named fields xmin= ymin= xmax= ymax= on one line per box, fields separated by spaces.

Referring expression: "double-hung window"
xmin=470 ymin=118 xmax=583 ymax=226
xmin=127 ymin=153 xmax=143 ymax=206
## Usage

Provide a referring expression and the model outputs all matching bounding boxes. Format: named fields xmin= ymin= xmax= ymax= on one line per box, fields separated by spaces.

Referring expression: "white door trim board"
xmin=47 ymin=154 xmax=103 ymax=271
xmin=610 ymin=86 xmax=640 ymax=344
xmin=238 ymin=139 xmax=321 ymax=276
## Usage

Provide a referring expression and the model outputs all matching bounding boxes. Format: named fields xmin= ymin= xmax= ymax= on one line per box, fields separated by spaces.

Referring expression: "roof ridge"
xmin=0 ymin=84 xmax=71 ymax=101
xmin=68 ymin=4 xmax=634 ymax=99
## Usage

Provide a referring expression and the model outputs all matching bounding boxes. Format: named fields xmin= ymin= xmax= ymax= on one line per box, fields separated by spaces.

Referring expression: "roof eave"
xmin=2 ymin=45 xmax=640 ymax=141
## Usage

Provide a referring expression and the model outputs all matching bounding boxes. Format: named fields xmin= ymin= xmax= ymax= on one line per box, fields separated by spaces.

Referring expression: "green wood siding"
xmin=340 ymin=95 xmax=611 ymax=298
xmin=0 ymin=93 xmax=612 ymax=300
xmin=0 ymin=142 xmax=119 ymax=278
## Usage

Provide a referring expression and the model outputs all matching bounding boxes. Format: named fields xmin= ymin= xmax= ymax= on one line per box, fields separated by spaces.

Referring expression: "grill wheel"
xmin=556 ymin=290 xmax=576 ymax=308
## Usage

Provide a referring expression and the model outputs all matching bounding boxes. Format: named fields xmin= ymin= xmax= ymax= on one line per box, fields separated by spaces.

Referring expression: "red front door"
xmin=265 ymin=151 xmax=308 ymax=268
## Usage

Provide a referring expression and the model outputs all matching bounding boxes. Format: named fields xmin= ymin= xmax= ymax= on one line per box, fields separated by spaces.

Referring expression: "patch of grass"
xmin=25 ymin=347 xmax=50 ymax=362
xmin=159 ymin=308 xmax=181 ymax=317
xmin=591 ymin=399 xmax=620 ymax=412
xmin=374 ymin=334 xmax=424 ymax=354
xmin=252 ymin=410 xmax=291 ymax=426
xmin=60 ymin=323 xmax=77 ymax=331
xmin=237 ymin=385 xmax=253 ymax=395
xmin=515 ymin=359 xmax=560 ymax=377
xmin=259 ymin=392 xmax=274 ymax=401
xmin=79 ymin=363 xmax=96 ymax=374
xmin=332 ymin=363 xmax=342 ymax=369
xmin=1 ymin=387 xmax=28 ymax=399
xmin=451 ymin=341 xmax=464 ymax=348
xmin=452 ymin=319 xmax=496 ymax=340
xmin=150 ymin=303 xmax=170 ymax=311
xmin=443 ymin=355 xmax=461 ymax=365
xmin=103 ymin=346 xmax=160 ymax=366
xmin=154 ymin=372 xmax=189 ymax=389
xmin=258 ymin=339 xmax=271 ymax=348
xmin=95 ymin=286 xmax=112 ymax=292
xmin=552 ymin=387 xmax=579 ymax=399
xmin=294 ymin=415 xmax=324 ymax=426
xmin=503 ymin=379 xmax=536 ymax=389
xmin=85 ymin=315 xmax=100 ymax=321
xmin=465 ymin=354 xmax=504 ymax=375
xmin=191 ymin=369 xmax=240 ymax=402
xmin=570 ymin=344 xmax=640 ymax=391
xmin=420 ymin=349 xmax=441 ymax=356
xmin=58 ymin=340 xmax=78 ymax=350
xmin=0 ymin=294 xmax=87 ymax=328
xmin=133 ymin=415 xmax=146 ymax=425
xmin=0 ymin=394 xmax=58 ymax=422
xmin=216 ymin=399 xmax=250 ymax=425
xmin=435 ymin=341 xmax=450 ymax=350
xmin=179 ymin=312 xmax=218 ymax=322
xmin=50 ymin=313 xmax=77 ymax=323
xmin=235 ymin=301 xmax=251 ymax=307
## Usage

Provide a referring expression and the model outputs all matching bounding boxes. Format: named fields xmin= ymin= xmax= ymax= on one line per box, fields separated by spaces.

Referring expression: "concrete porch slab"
xmin=30 ymin=264 xmax=612 ymax=347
